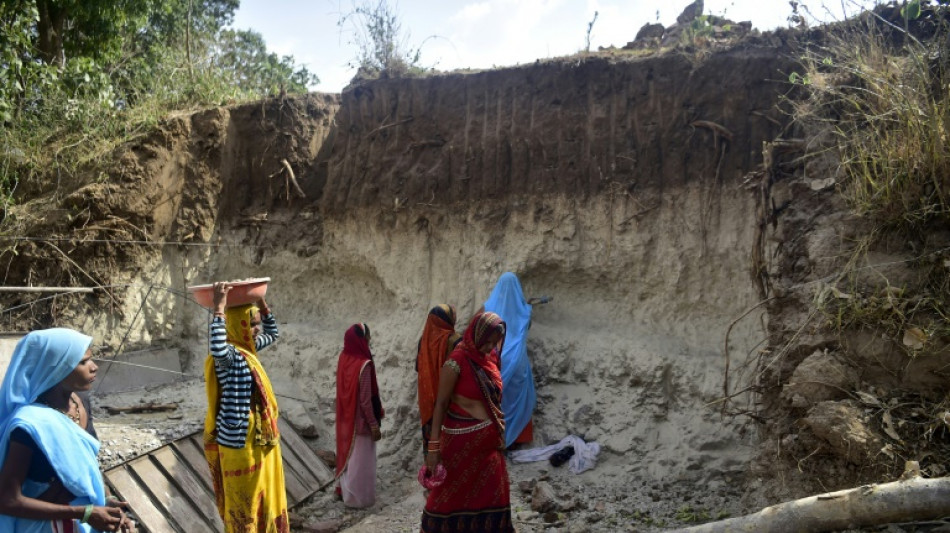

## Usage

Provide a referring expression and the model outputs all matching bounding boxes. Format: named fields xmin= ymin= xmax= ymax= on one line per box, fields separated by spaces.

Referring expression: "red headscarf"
xmin=335 ymin=323 xmax=381 ymax=478
xmin=416 ymin=304 xmax=458 ymax=428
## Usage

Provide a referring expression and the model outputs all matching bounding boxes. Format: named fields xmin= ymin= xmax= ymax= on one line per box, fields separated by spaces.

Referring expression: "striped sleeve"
xmin=210 ymin=316 xmax=236 ymax=369
xmin=208 ymin=315 xmax=254 ymax=448
xmin=255 ymin=312 xmax=279 ymax=352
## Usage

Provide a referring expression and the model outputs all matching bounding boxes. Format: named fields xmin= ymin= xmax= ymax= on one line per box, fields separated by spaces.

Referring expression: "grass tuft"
xmin=790 ymin=10 xmax=950 ymax=230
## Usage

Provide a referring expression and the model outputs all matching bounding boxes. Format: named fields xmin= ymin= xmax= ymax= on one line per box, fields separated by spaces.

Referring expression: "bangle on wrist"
xmin=81 ymin=504 xmax=94 ymax=523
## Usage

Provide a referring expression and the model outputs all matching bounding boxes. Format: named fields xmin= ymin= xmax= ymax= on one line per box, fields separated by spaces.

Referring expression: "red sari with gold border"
xmin=421 ymin=313 xmax=513 ymax=533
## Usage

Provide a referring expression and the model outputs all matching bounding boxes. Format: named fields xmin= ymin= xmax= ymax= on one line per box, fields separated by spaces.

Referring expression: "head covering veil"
xmin=0 ymin=329 xmax=105 ymax=532
xmin=453 ymin=312 xmax=507 ymax=441
xmin=483 ymin=272 xmax=536 ymax=446
xmin=416 ymin=305 xmax=458 ymax=429
xmin=335 ymin=323 xmax=382 ymax=479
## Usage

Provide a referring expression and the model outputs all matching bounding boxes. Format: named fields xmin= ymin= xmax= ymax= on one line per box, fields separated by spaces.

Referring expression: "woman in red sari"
xmin=335 ymin=323 xmax=383 ymax=508
xmin=421 ymin=312 xmax=513 ymax=533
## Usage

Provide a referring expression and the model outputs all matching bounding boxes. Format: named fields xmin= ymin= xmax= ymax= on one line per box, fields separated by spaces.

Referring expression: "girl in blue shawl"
xmin=0 ymin=329 xmax=132 ymax=533
xmin=483 ymin=272 xmax=549 ymax=447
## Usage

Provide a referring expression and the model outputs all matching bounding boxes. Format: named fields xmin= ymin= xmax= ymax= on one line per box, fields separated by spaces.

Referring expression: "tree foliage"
xmin=0 ymin=0 xmax=318 ymax=207
xmin=0 ymin=0 xmax=317 ymax=123
xmin=216 ymin=29 xmax=318 ymax=95
xmin=339 ymin=0 xmax=428 ymax=82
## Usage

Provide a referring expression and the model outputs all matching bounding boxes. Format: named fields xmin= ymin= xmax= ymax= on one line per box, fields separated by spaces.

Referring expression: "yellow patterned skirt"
xmin=204 ymin=410 xmax=289 ymax=533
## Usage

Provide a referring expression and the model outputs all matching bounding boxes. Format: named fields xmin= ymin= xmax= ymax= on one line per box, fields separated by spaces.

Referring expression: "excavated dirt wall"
xmin=3 ymin=42 xmax=808 ymax=524
xmin=164 ymin=47 xmax=795 ymax=491
xmin=323 ymin=49 xmax=789 ymax=208
xmin=303 ymin=47 xmax=796 ymax=484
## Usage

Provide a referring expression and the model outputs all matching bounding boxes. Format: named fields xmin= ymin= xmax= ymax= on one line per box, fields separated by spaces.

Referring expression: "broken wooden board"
xmin=105 ymin=421 xmax=332 ymax=533
xmin=278 ymin=418 xmax=334 ymax=486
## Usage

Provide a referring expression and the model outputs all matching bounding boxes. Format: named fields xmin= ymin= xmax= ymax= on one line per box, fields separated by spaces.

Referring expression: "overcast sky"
xmin=231 ymin=0 xmax=877 ymax=93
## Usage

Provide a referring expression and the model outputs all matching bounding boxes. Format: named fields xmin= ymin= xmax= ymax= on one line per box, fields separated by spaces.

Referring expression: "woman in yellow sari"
xmin=203 ymin=282 xmax=288 ymax=533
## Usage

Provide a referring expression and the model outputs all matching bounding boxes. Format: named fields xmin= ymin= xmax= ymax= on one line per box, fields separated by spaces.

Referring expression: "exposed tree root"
xmin=681 ymin=471 xmax=950 ymax=533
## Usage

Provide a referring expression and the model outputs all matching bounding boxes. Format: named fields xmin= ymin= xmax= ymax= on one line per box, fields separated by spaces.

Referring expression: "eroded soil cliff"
xmin=5 ymin=29 xmax=933 ymax=530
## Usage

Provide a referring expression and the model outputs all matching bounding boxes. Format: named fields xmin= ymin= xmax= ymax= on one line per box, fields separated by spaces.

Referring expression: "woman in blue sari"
xmin=483 ymin=272 xmax=548 ymax=447
xmin=0 ymin=329 xmax=132 ymax=533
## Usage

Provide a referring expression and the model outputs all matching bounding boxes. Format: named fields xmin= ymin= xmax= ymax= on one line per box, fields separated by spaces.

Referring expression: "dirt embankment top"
xmin=2 ymin=44 xmax=796 ymax=331
xmin=323 ymin=47 xmax=795 ymax=214
xmin=1 ymin=94 xmax=338 ymax=331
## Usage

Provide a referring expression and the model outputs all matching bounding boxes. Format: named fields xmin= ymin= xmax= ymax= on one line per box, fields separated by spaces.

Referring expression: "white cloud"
xmin=268 ymin=39 xmax=298 ymax=58
xmin=451 ymin=1 xmax=492 ymax=23
xmin=437 ymin=0 xmax=580 ymax=70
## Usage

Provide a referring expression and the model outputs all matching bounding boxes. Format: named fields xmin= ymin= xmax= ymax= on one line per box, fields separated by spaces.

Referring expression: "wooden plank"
xmin=280 ymin=436 xmax=319 ymax=487
xmin=105 ymin=467 xmax=177 ymax=533
xmin=151 ymin=448 xmax=224 ymax=532
xmin=128 ymin=456 xmax=213 ymax=533
xmin=278 ymin=418 xmax=335 ymax=484
xmin=106 ymin=429 xmax=334 ymax=533
xmin=280 ymin=449 xmax=309 ymax=506
xmin=187 ymin=434 xmax=207 ymax=456
xmin=172 ymin=437 xmax=214 ymax=491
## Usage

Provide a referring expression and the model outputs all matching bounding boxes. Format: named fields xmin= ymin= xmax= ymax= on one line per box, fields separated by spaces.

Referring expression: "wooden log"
xmin=681 ymin=475 xmax=950 ymax=533
xmin=0 ymin=286 xmax=95 ymax=293
xmin=103 ymin=402 xmax=178 ymax=414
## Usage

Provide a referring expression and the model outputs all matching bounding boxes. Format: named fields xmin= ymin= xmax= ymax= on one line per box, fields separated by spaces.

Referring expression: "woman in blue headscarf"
xmin=483 ymin=272 xmax=549 ymax=447
xmin=0 ymin=328 xmax=132 ymax=533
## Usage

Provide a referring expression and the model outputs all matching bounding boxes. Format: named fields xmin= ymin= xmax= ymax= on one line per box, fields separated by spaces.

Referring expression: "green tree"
xmin=0 ymin=0 xmax=320 ymax=208
xmin=33 ymin=0 xmax=155 ymax=67
xmin=0 ymin=0 xmax=317 ymax=122
xmin=216 ymin=29 xmax=318 ymax=95
xmin=136 ymin=0 xmax=239 ymax=79
xmin=145 ymin=0 xmax=240 ymax=48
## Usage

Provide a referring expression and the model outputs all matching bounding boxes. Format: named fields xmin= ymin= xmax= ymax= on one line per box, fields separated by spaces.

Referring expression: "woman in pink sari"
xmin=335 ymin=323 xmax=384 ymax=508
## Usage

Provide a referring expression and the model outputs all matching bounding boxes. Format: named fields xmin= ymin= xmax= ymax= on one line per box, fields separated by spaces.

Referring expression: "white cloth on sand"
xmin=508 ymin=434 xmax=601 ymax=474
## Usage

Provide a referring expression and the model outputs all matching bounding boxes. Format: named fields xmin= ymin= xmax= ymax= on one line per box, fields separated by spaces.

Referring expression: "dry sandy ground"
xmin=293 ymin=451 xmax=748 ymax=533
xmin=92 ymin=376 xmax=749 ymax=533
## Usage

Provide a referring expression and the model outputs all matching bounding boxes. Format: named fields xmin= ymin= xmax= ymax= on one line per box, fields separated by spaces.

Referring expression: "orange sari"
xmin=416 ymin=305 xmax=459 ymax=444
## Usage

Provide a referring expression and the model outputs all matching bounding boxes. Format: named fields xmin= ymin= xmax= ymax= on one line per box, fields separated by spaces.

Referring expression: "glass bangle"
xmin=80 ymin=504 xmax=94 ymax=523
